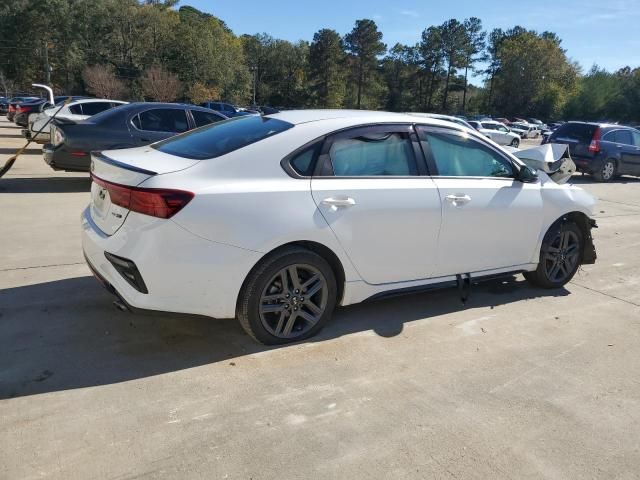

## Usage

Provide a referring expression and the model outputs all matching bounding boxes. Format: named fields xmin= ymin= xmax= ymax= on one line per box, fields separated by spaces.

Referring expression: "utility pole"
xmin=43 ymin=41 xmax=51 ymax=85
xmin=250 ymin=66 xmax=257 ymax=107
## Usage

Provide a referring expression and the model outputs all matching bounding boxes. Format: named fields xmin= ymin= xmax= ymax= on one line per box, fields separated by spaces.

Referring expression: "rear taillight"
xmin=52 ymin=126 xmax=64 ymax=146
xmin=17 ymin=105 xmax=32 ymax=113
xmin=91 ymin=174 xmax=194 ymax=219
xmin=589 ymin=127 xmax=601 ymax=154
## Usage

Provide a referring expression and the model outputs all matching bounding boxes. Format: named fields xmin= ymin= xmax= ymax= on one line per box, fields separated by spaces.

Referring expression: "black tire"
xmin=510 ymin=138 xmax=520 ymax=148
xmin=524 ymin=220 xmax=583 ymax=289
xmin=592 ymin=159 xmax=616 ymax=182
xmin=236 ymin=247 xmax=337 ymax=345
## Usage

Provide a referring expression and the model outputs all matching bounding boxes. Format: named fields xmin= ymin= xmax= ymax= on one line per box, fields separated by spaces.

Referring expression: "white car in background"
xmin=512 ymin=122 xmax=540 ymax=139
xmin=469 ymin=120 xmax=521 ymax=147
xmin=28 ymin=98 xmax=128 ymax=143
xmin=407 ymin=113 xmax=475 ymax=130
xmin=82 ymin=110 xmax=597 ymax=345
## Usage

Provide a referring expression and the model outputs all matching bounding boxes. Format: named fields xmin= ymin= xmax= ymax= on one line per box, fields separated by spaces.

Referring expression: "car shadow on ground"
xmin=0 ymin=176 xmax=90 ymax=193
xmin=569 ymin=174 xmax=640 ymax=185
xmin=0 ymin=147 xmax=41 ymax=155
xmin=0 ymin=274 xmax=569 ymax=399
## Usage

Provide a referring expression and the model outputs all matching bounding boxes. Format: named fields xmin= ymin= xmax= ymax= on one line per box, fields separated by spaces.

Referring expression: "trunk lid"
xmin=89 ymin=146 xmax=200 ymax=235
xmin=550 ymin=123 xmax=598 ymax=159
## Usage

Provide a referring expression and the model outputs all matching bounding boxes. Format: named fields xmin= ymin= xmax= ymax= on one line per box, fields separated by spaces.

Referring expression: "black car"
xmin=43 ymin=103 xmax=227 ymax=172
xmin=544 ymin=122 xmax=640 ymax=182
xmin=200 ymin=101 xmax=256 ymax=117
xmin=6 ymin=96 xmax=39 ymax=121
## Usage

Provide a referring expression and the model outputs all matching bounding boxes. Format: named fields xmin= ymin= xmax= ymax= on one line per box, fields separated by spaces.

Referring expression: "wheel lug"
xmin=295 ymin=289 xmax=300 ymax=294
xmin=285 ymin=294 xmax=290 ymax=298
xmin=284 ymin=304 xmax=290 ymax=309
xmin=294 ymin=307 xmax=298 ymax=311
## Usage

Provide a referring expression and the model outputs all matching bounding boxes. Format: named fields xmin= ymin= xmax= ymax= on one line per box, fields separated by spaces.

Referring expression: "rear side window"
xmin=69 ymin=104 xmax=83 ymax=115
xmin=422 ymin=130 xmax=514 ymax=178
xmin=552 ymin=123 xmax=598 ymax=143
xmin=81 ymin=102 xmax=113 ymax=116
xmin=135 ymin=108 xmax=189 ymax=133
xmin=153 ymin=116 xmax=293 ymax=160
xmin=328 ymin=131 xmax=417 ymax=177
xmin=191 ymin=110 xmax=224 ymax=128
xmin=289 ymin=143 xmax=321 ymax=176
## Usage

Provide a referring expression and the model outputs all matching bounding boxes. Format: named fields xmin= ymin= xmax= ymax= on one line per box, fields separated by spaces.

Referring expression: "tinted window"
xmin=423 ymin=131 xmax=514 ymax=178
xmin=615 ymin=130 xmax=633 ymax=145
xmin=69 ymin=104 xmax=83 ymax=115
xmin=632 ymin=131 xmax=640 ymax=146
xmin=289 ymin=143 xmax=320 ymax=176
xmin=482 ymin=123 xmax=496 ymax=130
xmin=191 ymin=110 xmax=224 ymax=128
xmin=329 ymin=131 xmax=417 ymax=177
xmin=81 ymin=102 xmax=113 ymax=116
xmin=552 ymin=123 xmax=598 ymax=143
xmin=153 ymin=116 xmax=293 ymax=160
xmin=136 ymin=108 xmax=189 ymax=133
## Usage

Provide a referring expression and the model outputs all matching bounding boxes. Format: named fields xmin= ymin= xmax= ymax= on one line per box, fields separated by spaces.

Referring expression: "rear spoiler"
xmin=92 ymin=152 xmax=158 ymax=176
xmin=506 ymin=143 xmax=576 ymax=184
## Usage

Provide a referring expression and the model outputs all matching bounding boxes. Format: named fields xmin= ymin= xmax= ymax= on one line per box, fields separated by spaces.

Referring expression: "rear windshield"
xmin=552 ymin=123 xmax=598 ymax=143
xmin=152 ymin=116 xmax=294 ymax=160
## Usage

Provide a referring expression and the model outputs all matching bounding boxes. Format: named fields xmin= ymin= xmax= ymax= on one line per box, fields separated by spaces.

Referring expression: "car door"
xmin=130 ymin=108 xmax=190 ymax=144
xmin=416 ymin=126 xmax=544 ymax=277
xmin=310 ymin=124 xmax=442 ymax=285
xmin=612 ymin=129 xmax=640 ymax=175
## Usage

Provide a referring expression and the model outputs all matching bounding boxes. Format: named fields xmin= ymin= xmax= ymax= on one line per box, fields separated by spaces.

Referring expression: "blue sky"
xmin=189 ymin=0 xmax=639 ymax=76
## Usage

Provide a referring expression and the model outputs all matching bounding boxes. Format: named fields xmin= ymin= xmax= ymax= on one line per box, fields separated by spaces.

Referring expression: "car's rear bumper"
xmin=43 ymin=143 xmax=90 ymax=172
xmin=81 ymin=207 xmax=262 ymax=319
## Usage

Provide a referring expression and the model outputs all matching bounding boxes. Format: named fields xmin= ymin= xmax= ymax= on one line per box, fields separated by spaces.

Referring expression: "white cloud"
xmin=399 ymin=9 xmax=419 ymax=18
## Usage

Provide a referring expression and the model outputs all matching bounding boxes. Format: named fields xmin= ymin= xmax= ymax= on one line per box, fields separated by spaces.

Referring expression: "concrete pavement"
xmin=1 ymin=117 xmax=639 ymax=479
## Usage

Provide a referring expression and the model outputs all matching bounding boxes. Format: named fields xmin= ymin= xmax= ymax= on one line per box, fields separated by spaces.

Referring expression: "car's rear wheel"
xmin=524 ymin=220 xmax=583 ymax=289
xmin=237 ymin=247 xmax=337 ymax=344
xmin=510 ymin=138 xmax=520 ymax=148
xmin=593 ymin=159 xmax=616 ymax=182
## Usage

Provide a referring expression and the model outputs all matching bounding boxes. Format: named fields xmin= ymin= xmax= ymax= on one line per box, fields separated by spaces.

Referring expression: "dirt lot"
xmin=1 ymin=118 xmax=639 ymax=479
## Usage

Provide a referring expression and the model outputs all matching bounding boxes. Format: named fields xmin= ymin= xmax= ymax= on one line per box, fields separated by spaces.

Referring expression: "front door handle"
xmin=445 ymin=194 xmax=471 ymax=207
xmin=321 ymin=196 xmax=356 ymax=210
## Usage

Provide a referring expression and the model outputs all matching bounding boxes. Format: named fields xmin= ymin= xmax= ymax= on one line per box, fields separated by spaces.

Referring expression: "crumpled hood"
xmin=505 ymin=143 xmax=577 ymax=184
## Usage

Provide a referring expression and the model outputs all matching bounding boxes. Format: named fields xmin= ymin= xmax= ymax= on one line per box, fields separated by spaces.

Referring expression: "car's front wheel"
xmin=237 ymin=247 xmax=337 ymax=344
xmin=525 ymin=220 xmax=583 ymax=289
xmin=510 ymin=138 xmax=520 ymax=148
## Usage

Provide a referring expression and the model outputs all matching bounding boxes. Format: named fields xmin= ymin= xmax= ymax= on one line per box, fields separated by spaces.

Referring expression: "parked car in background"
xmin=544 ymin=122 xmax=640 ymax=182
xmin=15 ymin=96 xmax=88 ymax=128
xmin=26 ymin=98 xmax=127 ymax=143
xmin=200 ymin=101 xmax=256 ymax=117
xmin=81 ymin=110 xmax=597 ymax=345
xmin=6 ymin=96 xmax=39 ymax=121
xmin=469 ymin=120 xmax=521 ymax=147
xmin=512 ymin=122 xmax=540 ymax=139
xmin=43 ymin=103 xmax=227 ymax=172
xmin=494 ymin=117 xmax=511 ymax=126
xmin=0 ymin=97 xmax=9 ymax=115
xmin=408 ymin=113 xmax=475 ymax=130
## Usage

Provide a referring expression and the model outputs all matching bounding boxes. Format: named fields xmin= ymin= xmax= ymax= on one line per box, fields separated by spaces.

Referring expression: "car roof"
xmin=266 ymin=109 xmax=467 ymax=129
xmin=64 ymin=98 xmax=128 ymax=106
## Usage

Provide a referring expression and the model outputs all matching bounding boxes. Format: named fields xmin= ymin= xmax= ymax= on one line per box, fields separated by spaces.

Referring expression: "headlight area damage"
xmin=507 ymin=143 xmax=577 ymax=184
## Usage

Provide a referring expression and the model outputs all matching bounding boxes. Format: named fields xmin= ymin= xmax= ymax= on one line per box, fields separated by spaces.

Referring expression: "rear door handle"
xmin=321 ymin=196 xmax=356 ymax=210
xmin=445 ymin=194 xmax=471 ymax=207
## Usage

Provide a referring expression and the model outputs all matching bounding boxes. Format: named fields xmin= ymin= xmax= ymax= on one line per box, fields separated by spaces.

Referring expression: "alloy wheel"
xmin=602 ymin=161 xmax=615 ymax=181
xmin=259 ymin=264 xmax=328 ymax=339
xmin=543 ymin=229 xmax=580 ymax=283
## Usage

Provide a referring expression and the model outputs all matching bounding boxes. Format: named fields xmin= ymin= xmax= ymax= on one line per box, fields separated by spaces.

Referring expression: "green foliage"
xmin=0 ymin=2 xmax=638 ymax=121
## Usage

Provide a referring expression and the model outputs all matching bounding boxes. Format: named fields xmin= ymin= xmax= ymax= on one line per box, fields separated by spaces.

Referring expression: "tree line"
xmin=1 ymin=0 xmax=638 ymax=122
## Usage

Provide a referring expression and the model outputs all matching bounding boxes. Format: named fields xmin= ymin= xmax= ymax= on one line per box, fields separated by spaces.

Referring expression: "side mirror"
xmin=518 ymin=165 xmax=538 ymax=183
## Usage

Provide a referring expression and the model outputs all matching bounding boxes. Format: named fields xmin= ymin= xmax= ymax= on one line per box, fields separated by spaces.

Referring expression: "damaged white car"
xmin=82 ymin=111 xmax=597 ymax=344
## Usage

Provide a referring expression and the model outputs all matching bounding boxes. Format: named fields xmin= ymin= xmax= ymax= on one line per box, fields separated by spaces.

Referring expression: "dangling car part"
xmin=505 ymin=143 xmax=577 ymax=184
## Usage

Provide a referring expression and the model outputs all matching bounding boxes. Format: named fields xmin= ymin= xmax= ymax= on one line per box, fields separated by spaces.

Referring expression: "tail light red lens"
xmin=91 ymin=174 xmax=194 ymax=219
xmin=588 ymin=127 xmax=601 ymax=154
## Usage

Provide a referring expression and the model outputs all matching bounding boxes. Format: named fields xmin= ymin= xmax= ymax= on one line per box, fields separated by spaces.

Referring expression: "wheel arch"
xmin=236 ymin=240 xmax=347 ymax=311
xmin=544 ymin=211 xmax=597 ymax=265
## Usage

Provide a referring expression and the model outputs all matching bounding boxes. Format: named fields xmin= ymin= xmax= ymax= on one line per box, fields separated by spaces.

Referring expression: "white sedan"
xmin=82 ymin=110 xmax=597 ymax=344
xmin=469 ymin=120 xmax=521 ymax=147
xmin=28 ymin=98 xmax=128 ymax=143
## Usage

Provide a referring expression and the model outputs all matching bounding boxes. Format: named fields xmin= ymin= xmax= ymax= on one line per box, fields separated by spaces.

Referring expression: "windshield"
xmin=153 ymin=115 xmax=294 ymax=160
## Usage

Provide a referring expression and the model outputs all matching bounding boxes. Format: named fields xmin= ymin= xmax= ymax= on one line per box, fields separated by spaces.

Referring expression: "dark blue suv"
xmin=545 ymin=122 xmax=640 ymax=182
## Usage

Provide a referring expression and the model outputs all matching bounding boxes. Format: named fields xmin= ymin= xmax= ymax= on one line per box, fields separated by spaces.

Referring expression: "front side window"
xmin=615 ymin=130 xmax=633 ymax=145
xmin=136 ymin=108 xmax=189 ymax=133
xmin=632 ymin=130 xmax=640 ymax=146
xmin=327 ymin=130 xmax=417 ymax=177
xmin=421 ymin=130 xmax=514 ymax=178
